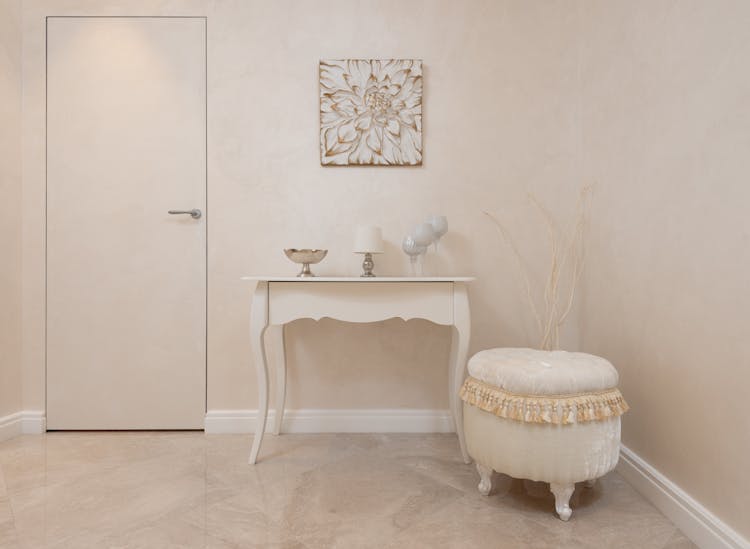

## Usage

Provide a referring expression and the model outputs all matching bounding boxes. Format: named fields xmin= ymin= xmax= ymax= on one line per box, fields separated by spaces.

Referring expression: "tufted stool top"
xmin=461 ymin=348 xmax=627 ymax=425
xmin=468 ymin=348 xmax=619 ymax=396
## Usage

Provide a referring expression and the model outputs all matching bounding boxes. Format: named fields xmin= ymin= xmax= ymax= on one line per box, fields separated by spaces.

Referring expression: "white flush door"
xmin=46 ymin=17 xmax=206 ymax=429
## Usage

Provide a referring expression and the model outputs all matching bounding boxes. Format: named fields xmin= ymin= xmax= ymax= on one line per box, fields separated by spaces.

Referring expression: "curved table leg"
xmin=269 ymin=324 xmax=287 ymax=435
xmin=249 ymin=281 xmax=269 ymax=465
xmin=449 ymin=283 xmax=471 ymax=464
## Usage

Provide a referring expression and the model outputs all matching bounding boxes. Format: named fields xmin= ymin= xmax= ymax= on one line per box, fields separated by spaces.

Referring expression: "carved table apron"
xmin=242 ymin=277 xmax=474 ymax=464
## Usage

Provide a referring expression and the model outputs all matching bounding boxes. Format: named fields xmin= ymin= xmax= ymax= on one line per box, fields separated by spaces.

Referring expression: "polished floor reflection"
xmin=0 ymin=432 xmax=695 ymax=548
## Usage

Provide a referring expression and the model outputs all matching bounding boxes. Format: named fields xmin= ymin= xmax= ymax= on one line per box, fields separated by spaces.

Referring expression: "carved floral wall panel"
xmin=320 ymin=59 xmax=423 ymax=166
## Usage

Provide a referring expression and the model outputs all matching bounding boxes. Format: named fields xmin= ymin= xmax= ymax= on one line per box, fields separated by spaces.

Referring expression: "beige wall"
xmin=0 ymin=0 xmax=23 ymax=418
xmin=21 ymin=0 xmax=586 ymax=414
xmin=579 ymin=0 xmax=750 ymax=539
xmin=204 ymin=0 xmax=586 ymax=410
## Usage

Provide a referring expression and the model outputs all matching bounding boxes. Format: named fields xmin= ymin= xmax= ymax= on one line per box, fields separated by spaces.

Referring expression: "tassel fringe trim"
xmin=460 ymin=376 xmax=629 ymax=425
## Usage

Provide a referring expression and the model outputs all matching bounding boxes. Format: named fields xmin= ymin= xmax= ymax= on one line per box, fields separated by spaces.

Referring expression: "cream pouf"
xmin=460 ymin=348 xmax=628 ymax=521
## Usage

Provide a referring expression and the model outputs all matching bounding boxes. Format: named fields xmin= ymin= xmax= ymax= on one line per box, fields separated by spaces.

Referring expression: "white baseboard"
xmin=617 ymin=445 xmax=749 ymax=549
xmin=204 ymin=408 xmax=454 ymax=434
xmin=21 ymin=411 xmax=46 ymax=434
xmin=0 ymin=411 xmax=46 ymax=442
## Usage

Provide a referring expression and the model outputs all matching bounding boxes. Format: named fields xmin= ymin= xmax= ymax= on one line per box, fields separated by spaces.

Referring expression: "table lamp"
xmin=353 ymin=225 xmax=384 ymax=277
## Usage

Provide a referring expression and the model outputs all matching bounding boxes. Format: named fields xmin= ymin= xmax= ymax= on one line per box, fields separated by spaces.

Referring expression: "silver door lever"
xmin=168 ymin=209 xmax=202 ymax=219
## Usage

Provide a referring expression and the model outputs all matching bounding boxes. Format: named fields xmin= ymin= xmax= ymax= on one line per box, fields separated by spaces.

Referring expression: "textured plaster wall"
xmin=21 ymin=0 xmax=586 ymax=416
xmin=579 ymin=0 xmax=750 ymax=538
xmin=0 ymin=0 xmax=23 ymax=418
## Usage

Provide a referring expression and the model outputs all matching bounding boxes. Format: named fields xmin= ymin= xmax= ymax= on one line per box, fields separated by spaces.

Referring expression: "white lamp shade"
xmin=353 ymin=225 xmax=384 ymax=254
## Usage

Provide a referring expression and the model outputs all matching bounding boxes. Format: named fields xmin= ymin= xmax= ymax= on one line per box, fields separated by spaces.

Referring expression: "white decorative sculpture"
xmin=429 ymin=215 xmax=448 ymax=251
xmin=460 ymin=348 xmax=629 ymax=521
xmin=320 ymin=59 xmax=422 ymax=166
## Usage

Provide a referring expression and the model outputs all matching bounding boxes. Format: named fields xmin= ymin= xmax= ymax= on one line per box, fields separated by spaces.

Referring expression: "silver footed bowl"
xmin=284 ymin=249 xmax=328 ymax=277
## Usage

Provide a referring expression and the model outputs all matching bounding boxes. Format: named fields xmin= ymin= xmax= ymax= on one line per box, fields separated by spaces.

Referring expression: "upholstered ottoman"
xmin=460 ymin=348 xmax=628 ymax=521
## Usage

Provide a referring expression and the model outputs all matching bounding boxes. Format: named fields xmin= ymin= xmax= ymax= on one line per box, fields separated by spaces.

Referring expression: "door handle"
xmin=168 ymin=209 xmax=202 ymax=219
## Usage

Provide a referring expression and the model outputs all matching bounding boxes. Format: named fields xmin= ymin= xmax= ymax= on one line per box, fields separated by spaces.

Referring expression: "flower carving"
xmin=320 ymin=59 xmax=422 ymax=166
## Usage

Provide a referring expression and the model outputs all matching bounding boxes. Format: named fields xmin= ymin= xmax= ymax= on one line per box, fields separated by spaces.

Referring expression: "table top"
xmin=241 ymin=276 xmax=475 ymax=282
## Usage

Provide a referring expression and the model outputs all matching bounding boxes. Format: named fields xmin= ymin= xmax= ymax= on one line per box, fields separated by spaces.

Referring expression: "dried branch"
xmin=484 ymin=184 xmax=592 ymax=350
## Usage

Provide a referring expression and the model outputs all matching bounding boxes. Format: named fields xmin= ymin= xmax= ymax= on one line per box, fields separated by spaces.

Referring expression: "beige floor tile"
xmin=186 ymin=496 xmax=307 ymax=549
xmin=0 ymin=433 xmax=696 ymax=549
xmin=663 ymin=531 xmax=701 ymax=549
xmin=0 ymin=521 xmax=22 ymax=549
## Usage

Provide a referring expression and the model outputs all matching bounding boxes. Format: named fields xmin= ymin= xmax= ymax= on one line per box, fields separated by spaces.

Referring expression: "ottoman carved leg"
xmin=476 ymin=463 xmax=493 ymax=496
xmin=550 ymin=482 xmax=575 ymax=521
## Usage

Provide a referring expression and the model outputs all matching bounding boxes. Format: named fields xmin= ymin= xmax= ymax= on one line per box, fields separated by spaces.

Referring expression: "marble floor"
xmin=0 ymin=432 xmax=695 ymax=549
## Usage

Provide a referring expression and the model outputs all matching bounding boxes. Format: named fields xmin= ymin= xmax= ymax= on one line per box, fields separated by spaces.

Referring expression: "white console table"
xmin=242 ymin=276 xmax=474 ymax=464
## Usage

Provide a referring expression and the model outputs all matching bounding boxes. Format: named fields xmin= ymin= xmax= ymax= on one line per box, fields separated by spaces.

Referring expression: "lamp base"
xmin=361 ymin=252 xmax=376 ymax=277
